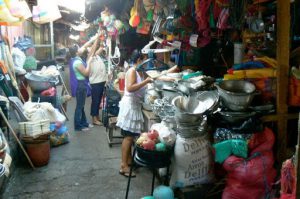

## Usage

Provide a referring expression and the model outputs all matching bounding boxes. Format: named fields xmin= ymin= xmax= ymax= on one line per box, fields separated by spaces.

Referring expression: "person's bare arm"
xmin=87 ymin=37 xmax=100 ymax=60
xmin=156 ymin=65 xmax=179 ymax=81
xmin=76 ymin=63 xmax=90 ymax=77
xmin=126 ymin=69 xmax=152 ymax=92
xmin=78 ymin=34 xmax=98 ymax=55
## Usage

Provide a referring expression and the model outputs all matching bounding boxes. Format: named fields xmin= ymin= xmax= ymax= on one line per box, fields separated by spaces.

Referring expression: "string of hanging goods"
xmin=229 ymin=0 xmax=247 ymax=30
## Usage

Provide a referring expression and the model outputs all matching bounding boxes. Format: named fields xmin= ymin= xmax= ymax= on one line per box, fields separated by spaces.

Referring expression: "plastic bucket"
xmin=25 ymin=140 xmax=50 ymax=167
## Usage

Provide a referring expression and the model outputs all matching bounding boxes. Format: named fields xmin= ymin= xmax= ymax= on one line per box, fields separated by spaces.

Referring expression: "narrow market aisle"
xmin=2 ymin=97 xmax=155 ymax=199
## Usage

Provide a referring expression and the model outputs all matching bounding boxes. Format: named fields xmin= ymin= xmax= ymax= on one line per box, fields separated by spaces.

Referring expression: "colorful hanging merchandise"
xmin=279 ymin=158 xmax=296 ymax=199
xmin=32 ymin=0 xmax=61 ymax=24
xmin=0 ymin=0 xmax=19 ymax=23
xmin=0 ymin=0 xmax=31 ymax=26
xmin=195 ymin=0 xmax=212 ymax=31
xmin=129 ymin=0 xmax=141 ymax=27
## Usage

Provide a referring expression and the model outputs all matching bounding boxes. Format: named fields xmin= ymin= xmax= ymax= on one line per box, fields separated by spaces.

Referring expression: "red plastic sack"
xmin=248 ymin=127 xmax=275 ymax=153
xmin=223 ymin=151 xmax=276 ymax=187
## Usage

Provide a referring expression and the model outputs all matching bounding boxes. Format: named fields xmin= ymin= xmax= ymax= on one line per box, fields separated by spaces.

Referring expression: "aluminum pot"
xmin=216 ymin=80 xmax=256 ymax=111
xmin=25 ymin=73 xmax=58 ymax=92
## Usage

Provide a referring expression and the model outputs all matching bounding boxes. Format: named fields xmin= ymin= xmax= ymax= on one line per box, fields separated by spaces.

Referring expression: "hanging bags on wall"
xmin=32 ymin=0 xmax=61 ymax=24
xmin=0 ymin=0 xmax=19 ymax=23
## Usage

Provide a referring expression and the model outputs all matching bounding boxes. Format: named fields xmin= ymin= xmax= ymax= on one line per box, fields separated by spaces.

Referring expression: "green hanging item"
xmin=209 ymin=4 xmax=215 ymax=28
xmin=23 ymin=56 xmax=37 ymax=71
xmin=146 ymin=9 xmax=153 ymax=22
xmin=138 ymin=20 xmax=143 ymax=29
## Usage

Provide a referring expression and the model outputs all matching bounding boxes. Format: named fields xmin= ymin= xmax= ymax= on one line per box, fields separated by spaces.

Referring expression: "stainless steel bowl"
xmin=161 ymin=89 xmax=182 ymax=102
xmin=153 ymin=80 xmax=175 ymax=91
xmin=216 ymin=80 xmax=256 ymax=111
xmin=172 ymin=96 xmax=205 ymax=123
xmin=25 ymin=73 xmax=57 ymax=92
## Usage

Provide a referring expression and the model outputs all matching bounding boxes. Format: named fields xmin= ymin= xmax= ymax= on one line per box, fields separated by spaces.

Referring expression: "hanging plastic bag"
xmin=32 ymin=0 xmax=61 ymax=24
xmin=129 ymin=0 xmax=140 ymax=27
xmin=0 ymin=0 xmax=19 ymax=23
xmin=4 ymin=0 xmax=22 ymax=17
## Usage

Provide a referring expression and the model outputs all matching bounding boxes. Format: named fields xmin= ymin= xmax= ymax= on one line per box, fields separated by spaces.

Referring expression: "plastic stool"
xmin=125 ymin=147 xmax=171 ymax=199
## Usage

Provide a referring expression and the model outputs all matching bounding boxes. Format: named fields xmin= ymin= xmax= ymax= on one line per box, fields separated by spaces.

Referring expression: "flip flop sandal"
xmin=119 ymin=169 xmax=136 ymax=178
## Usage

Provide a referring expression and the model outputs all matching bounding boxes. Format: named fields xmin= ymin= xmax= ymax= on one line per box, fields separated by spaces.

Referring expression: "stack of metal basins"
xmin=215 ymin=80 xmax=257 ymax=123
xmin=172 ymin=91 xmax=219 ymax=138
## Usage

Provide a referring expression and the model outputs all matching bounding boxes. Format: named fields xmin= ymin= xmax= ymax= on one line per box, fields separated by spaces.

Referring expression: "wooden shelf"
xmin=261 ymin=113 xmax=299 ymax=122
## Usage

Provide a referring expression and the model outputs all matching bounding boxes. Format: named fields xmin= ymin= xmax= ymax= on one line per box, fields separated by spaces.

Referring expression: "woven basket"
xmin=19 ymin=119 xmax=50 ymax=138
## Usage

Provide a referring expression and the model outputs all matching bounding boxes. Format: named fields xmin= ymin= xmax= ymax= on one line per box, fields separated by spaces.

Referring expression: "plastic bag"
xmin=32 ymin=0 xmax=61 ymax=24
xmin=50 ymin=132 xmax=69 ymax=147
xmin=0 ymin=0 xmax=19 ymax=23
xmin=54 ymin=109 xmax=66 ymax=124
xmin=11 ymin=47 xmax=26 ymax=69
xmin=222 ymin=151 xmax=276 ymax=199
xmin=213 ymin=139 xmax=248 ymax=164
xmin=151 ymin=122 xmax=176 ymax=147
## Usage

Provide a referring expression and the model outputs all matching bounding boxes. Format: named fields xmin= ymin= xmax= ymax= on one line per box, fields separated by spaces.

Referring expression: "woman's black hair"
xmin=130 ymin=49 xmax=144 ymax=64
xmin=69 ymin=44 xmax=79 ymax=58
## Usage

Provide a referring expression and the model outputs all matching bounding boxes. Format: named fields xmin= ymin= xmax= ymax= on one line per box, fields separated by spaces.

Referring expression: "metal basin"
xmin=216 ymin=80 xmax=256 ymax=111
xmin=153 ymin=80 xmax=175 ymax=91
xmin=172 ymin=96 xmax=207 ymax=123
xmin=25 ymin=73 xmax=57 ymax=92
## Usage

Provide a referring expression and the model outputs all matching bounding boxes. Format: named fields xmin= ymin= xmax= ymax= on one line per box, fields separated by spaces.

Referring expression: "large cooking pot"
xmin=216 ymin=80 xmax=256 ymax=111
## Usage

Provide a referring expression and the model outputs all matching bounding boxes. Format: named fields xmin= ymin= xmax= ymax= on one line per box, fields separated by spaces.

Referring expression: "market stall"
xmin=114 ymin=0 xmax=300 ymax=198
xmin=0 ymin=0 xmax=299 ymax=198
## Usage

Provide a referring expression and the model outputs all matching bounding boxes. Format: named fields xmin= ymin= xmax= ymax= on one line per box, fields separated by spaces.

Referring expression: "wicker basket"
xmin=19 ymin=120 xmax=50 ymax=138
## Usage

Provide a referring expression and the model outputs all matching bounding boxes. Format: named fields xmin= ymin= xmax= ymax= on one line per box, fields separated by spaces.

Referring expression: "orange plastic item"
xmin=0 ymin=61 xmax=8 ymax=74
xmin=119 ymin=78 xmax=125 ymax=91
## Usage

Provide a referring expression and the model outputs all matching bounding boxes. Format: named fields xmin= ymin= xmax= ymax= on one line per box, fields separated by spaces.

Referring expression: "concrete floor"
xmin=2 ymin=94 xmax=158 ymax=199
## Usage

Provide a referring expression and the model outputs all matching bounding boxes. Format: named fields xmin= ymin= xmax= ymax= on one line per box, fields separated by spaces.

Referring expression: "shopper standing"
xmin=87 ymin=37 xmax=107 ymax=125
xmin=69 ymin=44 xmax=92 ymax=131
xmin=117 ymin=49 xmax=153 ymax=177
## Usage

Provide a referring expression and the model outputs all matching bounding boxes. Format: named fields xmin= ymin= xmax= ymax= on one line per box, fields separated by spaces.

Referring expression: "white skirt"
xmin=116 ymin=96 xmax=144 ymax=134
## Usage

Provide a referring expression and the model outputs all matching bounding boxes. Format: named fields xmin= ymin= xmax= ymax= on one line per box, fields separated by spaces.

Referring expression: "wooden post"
xmin=164 ymin=52 xmax=170 ymax=65
xmin=276 ymin=0 xmax=290 ymax=162
xmin=297 ymin=112 xmax=300 ymax=198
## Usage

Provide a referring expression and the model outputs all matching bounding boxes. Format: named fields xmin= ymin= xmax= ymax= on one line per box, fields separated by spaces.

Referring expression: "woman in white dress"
xmin=117 ymin=50 xmax=153 ymax=177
